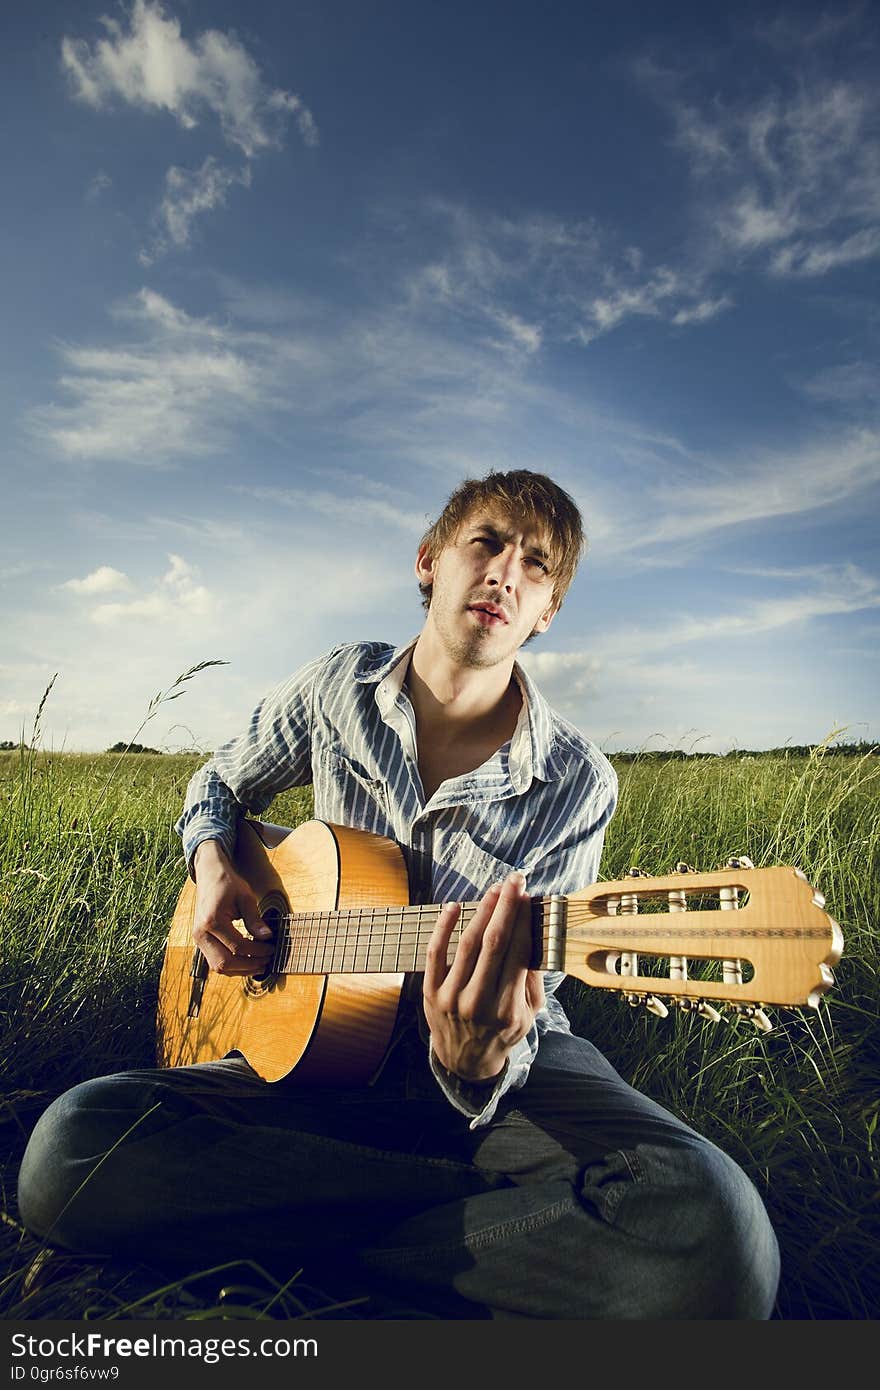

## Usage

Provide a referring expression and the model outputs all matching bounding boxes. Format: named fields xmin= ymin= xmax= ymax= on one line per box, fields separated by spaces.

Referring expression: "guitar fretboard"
xmin=273 ymin=902 xmax=549 ymax=974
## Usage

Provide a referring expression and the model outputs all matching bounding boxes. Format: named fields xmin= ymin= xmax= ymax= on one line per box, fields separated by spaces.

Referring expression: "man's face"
xmin=416 ymin=507 xmax=559 ymax=668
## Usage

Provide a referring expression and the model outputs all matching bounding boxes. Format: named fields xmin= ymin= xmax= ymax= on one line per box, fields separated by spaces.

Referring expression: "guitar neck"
xmin=274 ymin=901 xmax=552 ymax=975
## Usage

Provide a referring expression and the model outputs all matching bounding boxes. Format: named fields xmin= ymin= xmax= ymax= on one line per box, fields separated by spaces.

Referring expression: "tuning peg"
xmin=697 ymin=1000 xmax=722 ymax=1023
xmin=624 ymin=992 xmax=669 ymax=1019
xmin=730 ymin=1003 xmax=773 ymax=1032
xmin=726 ymin=855 xmax=754 ymax=870
xmin=674 ymin=997 xmax=721 ymax=1022
xmin=645 ymin=994 xmax=669 ymax=1019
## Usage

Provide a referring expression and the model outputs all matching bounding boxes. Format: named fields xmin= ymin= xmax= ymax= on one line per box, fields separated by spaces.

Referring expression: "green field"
xmin=1 ymin=742 xmax=878 ymax=1320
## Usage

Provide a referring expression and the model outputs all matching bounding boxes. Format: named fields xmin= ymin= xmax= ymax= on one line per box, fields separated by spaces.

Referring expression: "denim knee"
xmin=703 ymin=1146 xmax=780 ymax=1318
xmin=609 ymin=1138 xmax=780 ymax=1318
xmin=17 ymin=1076 xmax=146 ymax=1253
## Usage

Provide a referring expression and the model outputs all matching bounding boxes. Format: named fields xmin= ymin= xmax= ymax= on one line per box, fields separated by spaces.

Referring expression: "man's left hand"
xmin=423 ymin=871 xmax=545 ymax=1082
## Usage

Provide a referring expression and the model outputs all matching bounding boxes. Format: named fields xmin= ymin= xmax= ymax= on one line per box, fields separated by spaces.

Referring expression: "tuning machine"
xmin=729 ymin=1002 xmax=773 ymax=1032
xmin=726 ymin=854 xmax=755 ymax=870
xmin=624 ymin=991 xmax=669 ymax=1019
xmin=674 ymin=997 xmax=722 ymax=1023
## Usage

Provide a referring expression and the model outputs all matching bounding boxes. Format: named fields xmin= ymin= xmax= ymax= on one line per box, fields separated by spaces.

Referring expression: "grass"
xmin=1 ymin=725 xmax=878 ymax=1320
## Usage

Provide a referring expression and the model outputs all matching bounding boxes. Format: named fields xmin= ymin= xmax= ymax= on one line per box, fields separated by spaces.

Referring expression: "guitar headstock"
xmin=560 ymin=857 xmax=843 ymax=1031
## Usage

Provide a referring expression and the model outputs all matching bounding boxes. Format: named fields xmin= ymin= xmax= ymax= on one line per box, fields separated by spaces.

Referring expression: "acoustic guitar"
xmin=156 ymin=818 xmax=843 ymax=1085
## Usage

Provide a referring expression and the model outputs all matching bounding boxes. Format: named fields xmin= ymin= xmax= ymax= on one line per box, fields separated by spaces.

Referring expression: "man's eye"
xmin=528 ymin=557 xmax=549 ymax=573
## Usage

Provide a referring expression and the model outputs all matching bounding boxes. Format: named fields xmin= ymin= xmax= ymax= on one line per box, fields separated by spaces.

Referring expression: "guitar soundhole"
xmin=246 ymin=894 xmax=287 ymax=992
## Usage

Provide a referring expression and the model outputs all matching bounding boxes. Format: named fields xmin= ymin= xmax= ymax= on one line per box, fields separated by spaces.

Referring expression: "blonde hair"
xmin=419 ymin=468 xmax=585 ymax=610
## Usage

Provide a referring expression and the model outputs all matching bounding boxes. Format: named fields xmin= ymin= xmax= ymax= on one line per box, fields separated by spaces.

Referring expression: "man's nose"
xmin=485 ymin=547 xmax=517 ymax=590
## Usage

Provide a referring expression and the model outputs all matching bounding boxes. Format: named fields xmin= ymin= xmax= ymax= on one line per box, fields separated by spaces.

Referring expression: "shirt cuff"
xmin=428 ymin=1045 xmax=509 ymax=1118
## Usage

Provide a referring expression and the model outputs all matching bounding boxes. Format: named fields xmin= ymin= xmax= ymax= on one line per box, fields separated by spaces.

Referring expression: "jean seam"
xmin=365 ymin=1194 xmax=573 ymax=1269
xmin=593 ymin=1148 xmax=642 ymax=1224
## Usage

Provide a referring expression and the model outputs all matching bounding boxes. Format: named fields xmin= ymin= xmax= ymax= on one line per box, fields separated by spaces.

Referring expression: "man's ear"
xmin=415 ymin=542 xmax=436 ymax=587
xmin=532 ymin=602 xmax=558 ymax=636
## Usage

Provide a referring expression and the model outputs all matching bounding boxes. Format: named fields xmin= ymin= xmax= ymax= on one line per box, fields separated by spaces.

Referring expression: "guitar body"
xmin=157 ymin=819 xmax=409 ymax=1084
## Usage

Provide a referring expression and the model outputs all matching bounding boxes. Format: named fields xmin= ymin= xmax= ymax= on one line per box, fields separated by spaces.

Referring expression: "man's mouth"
xmin=467 ymin=602 xmax=509 ymax=625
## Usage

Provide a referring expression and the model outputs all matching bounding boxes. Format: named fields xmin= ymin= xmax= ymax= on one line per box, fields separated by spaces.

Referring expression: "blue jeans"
xmin=17 ymin=1028 xmax=779 ymax=1318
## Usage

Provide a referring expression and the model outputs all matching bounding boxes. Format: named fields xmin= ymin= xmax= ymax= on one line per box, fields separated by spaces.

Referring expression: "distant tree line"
xmin=611 ymin=741 xmax=878 ymax=762
xmin=105 ymin=742 xmax=164 ymax=754
xmin=2 ymin=740 xmax=876 ymax=759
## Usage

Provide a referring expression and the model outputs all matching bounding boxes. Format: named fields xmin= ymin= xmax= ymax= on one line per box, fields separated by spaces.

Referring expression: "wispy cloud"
xmin=579 ymin=269 xmax=732 ymax=341
xmin=28 ymin=279 xmax=585 ymax=469
xmin=143 ymin=156 xmax=252 ymax=261
xmin=602 ymin=429 xmax=880 ymax=553
xmin=231 ymin=484 xmax=427 ymax=535
xmin=29 ymin=289 xmax=286 ymax=462
xmin=85 ymin=170 xmax=112 ymax=201
xmin=61 ymin=0 xmax=317 ymax=257
xmin=61 ymin=0 xmax=317 ymax=156
xmin=522 ymin=565 xmax=880 ymax=724
xmin=635 ymin=24 xmax=880 ymax=284
xmin=399 ymin=199 xmax=734 ymax=347
xmin=800 ymin=360 xmax=880 ymax=406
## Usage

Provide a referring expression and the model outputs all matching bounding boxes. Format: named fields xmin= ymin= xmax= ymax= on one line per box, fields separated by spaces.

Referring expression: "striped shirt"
xmin=175 ymin=637 xmax=617 ymax=1126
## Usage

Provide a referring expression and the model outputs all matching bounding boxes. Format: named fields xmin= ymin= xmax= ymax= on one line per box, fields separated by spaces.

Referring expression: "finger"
xmin=424 ymin=901 xmax=462 ymax=993
xmin=440 ymin=881 xmax=505 ymax=994
xmin=465 ymin=872 xmax=529 ymax=1001
xmin=194 ymin=918 xmax=275 ymax=973
xmin=525 ymin=967 xmax=545 ymax=1013
xmin=240 ymin=893 xmax=273 ymax=940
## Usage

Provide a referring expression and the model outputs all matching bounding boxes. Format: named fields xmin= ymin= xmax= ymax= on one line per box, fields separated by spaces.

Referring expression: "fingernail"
xmin=508 ymin=871 xmax=526 ymax=888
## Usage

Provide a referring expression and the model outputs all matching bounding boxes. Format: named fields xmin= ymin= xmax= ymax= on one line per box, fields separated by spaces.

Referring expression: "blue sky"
xmin=2 ymin=0 xmax=878 ymax=755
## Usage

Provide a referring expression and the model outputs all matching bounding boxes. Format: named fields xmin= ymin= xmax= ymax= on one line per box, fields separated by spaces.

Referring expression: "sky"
xmin=2 ymin=0 xmax=879 ymax=757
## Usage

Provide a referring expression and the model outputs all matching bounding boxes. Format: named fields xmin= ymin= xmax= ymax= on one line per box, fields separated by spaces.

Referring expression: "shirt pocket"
xmin=316 ymin=747 xmax=393 ymax=831
xmin=430 ymin=828 xmax=520 ymax=902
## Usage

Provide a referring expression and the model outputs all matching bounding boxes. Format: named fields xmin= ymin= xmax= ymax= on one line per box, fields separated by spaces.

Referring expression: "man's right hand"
xmin=191 ymin=840 xmax=275 ymax=975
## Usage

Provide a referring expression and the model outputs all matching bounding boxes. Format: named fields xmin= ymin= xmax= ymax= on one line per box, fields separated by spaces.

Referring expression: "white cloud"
xmin=89 ymin=554 xmax=215 ymax=625
xmin=603 ymin=430 xmax=880 ymax=553
xmin=61 ymin=0 xmax=317 ymax=158
xmin=670 ymin=296 xmax=733 ymax=326
xmin=62 ymin=566 xmax=132 ymax=595
xmin=635 ymin=37 xmax=880 ymax=284
xmin=518 ymin=648 xmax=601 ymax=696
xmin=29 ymin=290 xmax=277 ymax=462
xmin=521 ymin=566 xmax=880 ymax=745
xmin=768 ymin=227 xmax=880 ymax=278
xmin=28 ymin=279 xmax=586 ymax=470
xmin=85 ymin=170 xmax=112 ymax=201
xmin=152 ymin=156 xmax=252 ymax=252
xmin=580 ymin=268 xmax=732 ymax=339
xmin=402 ymin=200 xmax=731 ymax=348
xmin=725 ymin=190 xmax=799 ymax=250
xmin=801 ymin=361 xmax=880 ymax=405
xmin=61 ymin=1 xmax=316 ymax=257
xmin=232 ymin=485 xmax=427 ymax=535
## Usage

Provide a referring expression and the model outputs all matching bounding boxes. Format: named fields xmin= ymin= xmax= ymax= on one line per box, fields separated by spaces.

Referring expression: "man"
xmin=18 ymin=469 xmax=780 ymax=1318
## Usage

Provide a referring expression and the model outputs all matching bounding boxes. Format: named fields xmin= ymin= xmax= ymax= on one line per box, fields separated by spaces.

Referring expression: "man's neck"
xmin=406 ymin=628 xmax=521 ymax=745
